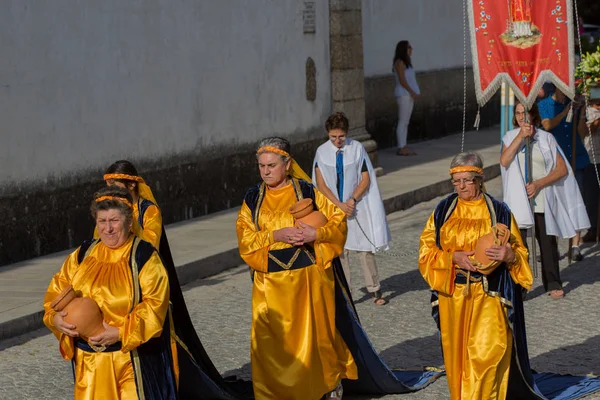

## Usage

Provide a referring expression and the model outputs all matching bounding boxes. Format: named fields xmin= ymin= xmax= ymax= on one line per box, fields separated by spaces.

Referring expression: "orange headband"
xmin=103 ymin=173 xmax=144 ymax=183
xmin=449 ymin=166 xmax=484 ymax=175
xmin=256 ymin=146 xmax=290 ymax=158
xmin=95 ymin=196 xmax=133 ymax=209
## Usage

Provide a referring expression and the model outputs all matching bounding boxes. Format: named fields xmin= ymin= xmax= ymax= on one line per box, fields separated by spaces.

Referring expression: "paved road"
xmin=1 ymin=177 xmax=599 ymax=400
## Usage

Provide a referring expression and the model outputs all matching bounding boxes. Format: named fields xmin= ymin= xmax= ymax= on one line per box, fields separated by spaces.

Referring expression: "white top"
xmin=501 ymin=128 xmax=590 ymax=238
xmin=312 ymin=139 xmax=391 ymax=252
xmin=394 ymin=64 xmax=420 ymax=97
xmin=516 ymin=141 xmax=546 ymax=213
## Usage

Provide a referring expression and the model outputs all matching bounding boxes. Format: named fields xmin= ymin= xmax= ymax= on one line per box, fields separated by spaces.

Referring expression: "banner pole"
xmin=568 ymin=104 xmax=579 ymax=264
xmin=525 ymin=106 xmax=538 ymax=278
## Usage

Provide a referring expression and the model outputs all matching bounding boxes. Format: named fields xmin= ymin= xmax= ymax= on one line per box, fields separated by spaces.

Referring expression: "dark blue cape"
xmin=138 ymin=200 xmax=253 ymax=400
xmin=244 ymin=179 xmax=444 ymax=396
xmin=431 ymin=193 xmax=600 ymax=400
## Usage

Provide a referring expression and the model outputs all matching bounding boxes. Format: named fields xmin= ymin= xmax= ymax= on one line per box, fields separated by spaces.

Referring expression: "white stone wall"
xmin=0 ymin=1 xmax=330 ymax=188
xmin=362 ymin=0 xmax=472 ymax=77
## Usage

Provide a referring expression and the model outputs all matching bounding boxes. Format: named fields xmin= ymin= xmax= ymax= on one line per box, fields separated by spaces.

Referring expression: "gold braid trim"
xmin=103 ymin=173 xmax=144 ymax=182
xmin=449 ymin=166 xmax=484 ymax=175
xmin=257 ymin=146 xmax=290 ymax=158
xmin=95 ymin=195 xmax=133 ymax=209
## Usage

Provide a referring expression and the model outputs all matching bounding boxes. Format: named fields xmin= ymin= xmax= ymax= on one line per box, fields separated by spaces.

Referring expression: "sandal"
xmin=396 ymin=147 xmax=417 ymax=156
xmin=324 ymin=383 xmax=343 ymax=399
xmin=549 ymin=289 xmax=564 ymax=299
xmin=373 ymin=290 xmax=388 ymax=306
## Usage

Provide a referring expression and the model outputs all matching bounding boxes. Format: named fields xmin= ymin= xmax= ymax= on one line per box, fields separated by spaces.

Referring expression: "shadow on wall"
xmin=0 ymin=135 xmax=326 ymax=268
xmin=365 ymin=68 xmax=501 ymax=149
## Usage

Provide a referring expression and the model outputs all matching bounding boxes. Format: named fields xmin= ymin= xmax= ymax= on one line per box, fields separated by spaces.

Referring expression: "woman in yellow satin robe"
xmin=43 ymin=186 xmax=176 ymax=399
xmin=236 ymin=137 xmax=357 ymax=400
xmin=102 ymin=160 xmax=248 ymax=399
xmin=418 ymin=152 xmax=532 ymax=400
xmin=103 ymin=160 xmax=163 ymax=249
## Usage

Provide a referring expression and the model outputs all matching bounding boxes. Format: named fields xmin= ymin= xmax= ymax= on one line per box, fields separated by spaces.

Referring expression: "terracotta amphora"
xmin=289 ymin=198 xmax=328 ymax=228
xmin=470 ymin=223 xmax=511 ymax=275
xmin=50 ymin=285 xmax=105 ymax=341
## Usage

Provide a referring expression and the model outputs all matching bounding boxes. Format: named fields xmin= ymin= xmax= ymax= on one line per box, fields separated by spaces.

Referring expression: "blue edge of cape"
xmin=117 ymin=186 xmax=600 ymax=399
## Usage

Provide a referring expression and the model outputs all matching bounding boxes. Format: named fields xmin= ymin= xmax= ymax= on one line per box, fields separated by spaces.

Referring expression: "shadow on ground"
xmin=524 ymin=246 xmax=600 ymax=301
xmin=530 ymin=334 xmax=600 ymax=376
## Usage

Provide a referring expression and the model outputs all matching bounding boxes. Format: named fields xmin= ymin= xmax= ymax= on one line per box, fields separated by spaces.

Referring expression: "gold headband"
xmin=256 ymin=146 xmax=290 ymax=158
xmin=449 ymin=166 xmax=484 ymax=176
xmin=95 ymin=195 xmax=133 ymax=209
xmin=103 ymin=173 xmax=144 ymax=182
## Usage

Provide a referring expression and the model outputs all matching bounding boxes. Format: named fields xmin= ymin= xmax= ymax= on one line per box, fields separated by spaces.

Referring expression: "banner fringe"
xmin=467 ymin=0 xmax=576 ymax=109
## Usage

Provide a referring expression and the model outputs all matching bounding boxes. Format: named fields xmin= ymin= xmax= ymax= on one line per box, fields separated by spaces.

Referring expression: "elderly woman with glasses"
xmin=418 ymin=152 xmax=534 ymax=399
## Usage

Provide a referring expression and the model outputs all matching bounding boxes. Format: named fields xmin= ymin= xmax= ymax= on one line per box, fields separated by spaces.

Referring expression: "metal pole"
xmin=524 ymin=106 xmax=538 ymax=278
xmin=568 ymin=103 xmax=578 ymax=264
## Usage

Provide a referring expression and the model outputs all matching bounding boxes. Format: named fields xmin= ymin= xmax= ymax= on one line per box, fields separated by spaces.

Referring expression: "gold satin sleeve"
xmin=119 ymin=252 xmax=170 ymax=352
xmin=236 ymin=201 xmax=274 ymax=273
xmin=313 ymin=189 xmax=347 ymax=270
xmin=507 ymin=214 xmax=532 ymax=290
xmin=418 ymin=212 xmax=455 ymax=296
xmin=135 ymin=204 xmax=162 ymax=249
xmin=43 ymin=249 xmax=80 ymax=360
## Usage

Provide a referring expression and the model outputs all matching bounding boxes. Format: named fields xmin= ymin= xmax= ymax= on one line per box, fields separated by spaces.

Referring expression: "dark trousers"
xmin=520 ymin=213 xmax=562 ymax=292
xmin=584 ymin=163 xmax=599 ymax=231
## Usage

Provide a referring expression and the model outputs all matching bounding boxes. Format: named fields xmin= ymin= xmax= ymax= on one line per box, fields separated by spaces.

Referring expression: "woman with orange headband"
xmin=103 ymin=160 xmax=163 ymax=249
xmin=43 ymin=186 xmax=178 ymax=399
xmin=418 ymin=152 xmax=534 ymax=399
xmin=236 ymin=137 xmax=357 ymax=399
xmin=103 ymin=160 xmax=252 ymax=399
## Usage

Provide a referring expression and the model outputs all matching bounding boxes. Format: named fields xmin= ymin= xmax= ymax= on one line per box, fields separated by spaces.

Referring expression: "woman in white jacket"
xmin=500 ymin=101 xmax=590 ymax=299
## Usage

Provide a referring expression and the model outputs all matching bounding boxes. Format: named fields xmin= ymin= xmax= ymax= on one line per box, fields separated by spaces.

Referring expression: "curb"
xmin=0 ymin=163 xmax=501 ymax=342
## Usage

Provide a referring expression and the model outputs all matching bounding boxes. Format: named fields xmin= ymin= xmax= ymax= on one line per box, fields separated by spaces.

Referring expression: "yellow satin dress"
xmin=236 ymin=182 xmax=358 ymax=400
xmin=43 ymin=235 xmax=170 ymax=400
xmin=418 ymin=197 xmax=532 ymax=400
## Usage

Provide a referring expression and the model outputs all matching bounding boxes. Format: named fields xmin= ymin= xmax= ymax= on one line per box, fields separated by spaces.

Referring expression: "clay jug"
xmin=50 ymin=285 xmax=105 ymax=340
xmin=470 ymin=223 xmax=511 ymax=275
xmin=289 ymin=198 xmax=328 ymax=228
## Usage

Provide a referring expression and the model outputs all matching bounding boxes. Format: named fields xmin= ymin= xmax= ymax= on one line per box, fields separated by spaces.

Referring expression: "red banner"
xmin=468 ymin=0 xmax=575 ymax=108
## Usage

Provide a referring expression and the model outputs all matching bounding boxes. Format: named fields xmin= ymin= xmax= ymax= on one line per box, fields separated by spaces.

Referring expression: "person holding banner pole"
xmin=500 ymin=102 xmax=590 ymax=299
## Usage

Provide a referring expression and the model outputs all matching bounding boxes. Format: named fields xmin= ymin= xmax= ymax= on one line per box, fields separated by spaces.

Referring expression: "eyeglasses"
xmin=450 ymin=178 xmax=476 ymax=186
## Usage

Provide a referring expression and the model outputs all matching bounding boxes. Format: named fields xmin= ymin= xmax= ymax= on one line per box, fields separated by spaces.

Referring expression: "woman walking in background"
xmin=393 ymin=40 xmax=420 ymax=156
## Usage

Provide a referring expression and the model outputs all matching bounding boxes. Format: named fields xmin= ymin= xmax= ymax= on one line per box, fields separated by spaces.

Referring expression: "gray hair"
xmin=90 ymin=186 xmax=134 ymax=227
xmin=450 ymin=152 xmax=484 ymax=179
xmin=256 ymin=137 xmax=291 ymax=162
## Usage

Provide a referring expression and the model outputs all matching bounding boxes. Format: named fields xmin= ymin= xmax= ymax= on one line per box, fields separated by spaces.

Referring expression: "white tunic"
xmin=501 ymin=128 xmax=590 ymax=238
xmin=312 ymin=139 xmax=391 ymax=252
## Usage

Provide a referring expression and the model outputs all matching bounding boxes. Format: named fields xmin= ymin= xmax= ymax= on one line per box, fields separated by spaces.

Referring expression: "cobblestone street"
xmin=1 ymin=177 xmax=599 ymax=400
